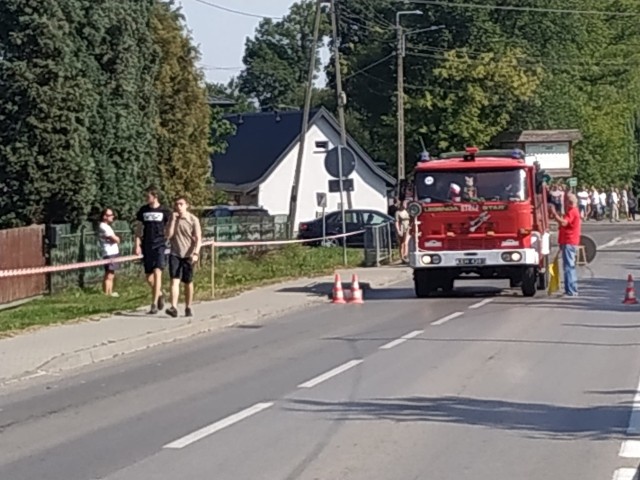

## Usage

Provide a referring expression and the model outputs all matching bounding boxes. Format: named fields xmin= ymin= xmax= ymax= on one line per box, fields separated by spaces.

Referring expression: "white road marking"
xmin=430 ymin=311 xmax=464 ymax=326
xmin=163 ymin=402 xmax=274 ymax=449
xmin=600 ymin=236 xmax=622 ymax=250
xmin=297 ymin=360 xmax=363 ymax=389
xmin=379 ymin=330 xmax=424 ymax=350
xmin=626 ymin=374 xmax=640 ymax=436
xmin=617 ymin=238 xmax=640 ymax=246
xmin=615 ymin=373 xmax=640 ymax=478
xmin=468 ymin=298 xmax=494 ymax=310
xmin=619 ymin=440 xmax=640 ymax=458
xmin=612 ymin=468 xmax=638 ymax=480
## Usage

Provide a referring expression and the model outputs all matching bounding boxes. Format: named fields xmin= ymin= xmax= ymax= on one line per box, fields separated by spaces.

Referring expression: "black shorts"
xmin=142 ymin=247 xmax=166 ymax=275
xmin=103 ymin=254 xmax=119 ymax=273
xmin=169 ymin=255 xmax=194 ymax=284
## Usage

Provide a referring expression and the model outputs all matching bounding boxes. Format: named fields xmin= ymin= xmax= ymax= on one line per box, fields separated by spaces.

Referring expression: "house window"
xmin=315 ymin=140 xmax=329 ymax=152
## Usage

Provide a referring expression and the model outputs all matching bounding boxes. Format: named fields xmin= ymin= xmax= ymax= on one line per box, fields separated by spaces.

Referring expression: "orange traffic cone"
xmin=332 ymin=273 xmax=346 ymax=304
xmin=623 ymin=274 xmax=638 ymax=305
xmin=349 ymin=274 xmax=364 ymax=304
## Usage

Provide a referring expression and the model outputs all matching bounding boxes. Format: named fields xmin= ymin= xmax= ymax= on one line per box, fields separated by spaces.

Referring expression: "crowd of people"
xmin=98 ymin=187 xmax=202 ymax=317
xmin=549 ymin=183 xmax=638 ymax=222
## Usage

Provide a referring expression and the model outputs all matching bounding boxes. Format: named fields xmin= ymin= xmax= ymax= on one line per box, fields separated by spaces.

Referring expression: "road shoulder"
xmin=0 ymin=266 xmax=410 ymax=386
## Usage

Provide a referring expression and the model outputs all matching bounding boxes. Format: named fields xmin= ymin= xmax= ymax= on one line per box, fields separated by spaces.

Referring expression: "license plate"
xmin=456 ymin=257 xmax=486 ymax=266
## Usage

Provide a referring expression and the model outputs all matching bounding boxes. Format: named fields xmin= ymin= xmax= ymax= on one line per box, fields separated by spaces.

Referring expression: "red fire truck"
xmin=407 ymin=147 xmax=551 ymax=297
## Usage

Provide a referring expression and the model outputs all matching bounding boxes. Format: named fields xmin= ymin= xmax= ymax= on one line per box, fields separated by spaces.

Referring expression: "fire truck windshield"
xmin=415 ymin=168 xmax=529 ymax=203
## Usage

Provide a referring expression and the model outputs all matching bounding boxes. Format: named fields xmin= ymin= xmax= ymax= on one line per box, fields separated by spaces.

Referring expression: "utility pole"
xmin=396 ymin=22 xmax=405 ymax=190
xmin=395 ymin=10 xmax=423 ymax=198
xmin=288 ymin=0 xmax=323 ymax=239
xmin=330 ymin=0 xmax=348 ymax=265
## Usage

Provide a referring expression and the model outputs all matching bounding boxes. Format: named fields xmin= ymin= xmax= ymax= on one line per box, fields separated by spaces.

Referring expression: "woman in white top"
xmin=622 ymin=187 xmax=630 ymax=219
xmin=577 ymin=188 xmax=589 ymax=219
xmin=395 ymin=201 xmax=411 ymax=263
xmin=591 ymin=188 xmax=601 ymax=220
xmin=99 ymin=208 xmax=121 ymax=297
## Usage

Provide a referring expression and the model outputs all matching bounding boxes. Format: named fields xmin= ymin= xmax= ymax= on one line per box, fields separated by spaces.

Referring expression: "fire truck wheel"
xmin=414 ymin=271 xmax=432 ymax=298
xmin=442 ymin=278 xmax=455 ymax=294
xmin=537 ymin=268 xmax=549 ymax=290
xmin=521 ymin=267 xmax=538 ymax=297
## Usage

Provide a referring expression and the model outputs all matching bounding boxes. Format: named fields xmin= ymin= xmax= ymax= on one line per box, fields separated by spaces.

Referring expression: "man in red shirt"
xmin=550 ymin=192 xmax=581 ymax=296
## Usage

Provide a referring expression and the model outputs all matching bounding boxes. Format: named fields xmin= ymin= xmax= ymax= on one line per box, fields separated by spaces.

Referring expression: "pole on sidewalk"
xmin=329 ymin=0 xmax=348 ymax=266
xmin=288 ymin=0 xmax=323 ymax=239
xmin=396 ymin=19 xmax=405 ymax=190
xmin=210 ymin=243 xmax=215 ymax=299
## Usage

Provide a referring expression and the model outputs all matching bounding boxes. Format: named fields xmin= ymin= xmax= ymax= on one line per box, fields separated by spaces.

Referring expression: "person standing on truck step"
xmin=165 ymin=196 xmax=202 ymax=318
xmin=550 ymin=192 xmax=581 ymax=297
xmin=135 ymin=186 xmax=171 ymax=314
xmin=395 ymin=201 xmax=411 ymax=263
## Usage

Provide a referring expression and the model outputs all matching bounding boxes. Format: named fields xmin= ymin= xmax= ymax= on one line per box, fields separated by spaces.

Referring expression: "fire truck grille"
xmin=446 ymin=238 xmax=501 ymax=250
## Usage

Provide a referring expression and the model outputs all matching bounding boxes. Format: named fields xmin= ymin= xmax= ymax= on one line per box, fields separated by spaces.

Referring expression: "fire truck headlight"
xmin=421 ymin=254 xmax=441 ymax=265
xmin=501 ymin=251 xmax=522 ymax=262
xmin=408 ymin=202 xmax=422 ymax=217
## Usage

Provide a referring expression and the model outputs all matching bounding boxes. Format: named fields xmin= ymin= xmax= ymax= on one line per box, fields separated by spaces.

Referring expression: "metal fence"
xmin=363 ymin=223 xmax=394 ymax=267
xmin=202 ymin=215 xmax=290 ymax=259
xmin=49 ymin=215 xmax=291 ymax=290
xmin=49 ymin=222 xmax=138 ymax=291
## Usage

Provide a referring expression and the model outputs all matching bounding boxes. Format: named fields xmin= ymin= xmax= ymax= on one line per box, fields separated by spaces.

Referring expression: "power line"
xmin=344 ymin=53 xmax=394 ymax=80
xmin=191 ymin=0 xmax=283 ymax=20
xmin=398 ymin=0 xmax=640 ymax=17
xmin=359 ymin=0 xmax=396 ymax=28
xmin=340 ymin=9 xmax=393 ymax=36
xmin=202 ymin=65 xmax=243 ymax=71
xmin=358 ymin=70 xmax=465 ymax=93
xmin=406 ymin=49 xmax=640 ymax=71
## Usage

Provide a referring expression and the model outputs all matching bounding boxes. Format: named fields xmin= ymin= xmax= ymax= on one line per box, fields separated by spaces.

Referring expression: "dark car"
xmin=297 ymin=209 xmax=397 ymax=248
xmin=203 ymin=205 xmax=270 ymax=219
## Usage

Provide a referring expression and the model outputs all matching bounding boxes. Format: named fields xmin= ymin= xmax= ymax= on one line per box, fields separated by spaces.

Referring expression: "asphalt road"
xmin=1 ymin=223 xmax=640 ymax=480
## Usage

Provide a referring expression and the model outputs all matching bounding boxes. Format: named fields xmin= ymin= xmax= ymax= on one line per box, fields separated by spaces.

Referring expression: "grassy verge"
xmin=0 ymin=245 xmax=364 ymax=334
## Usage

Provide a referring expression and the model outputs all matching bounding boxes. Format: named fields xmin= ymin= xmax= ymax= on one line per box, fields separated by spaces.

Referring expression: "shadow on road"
xmin=490 ymin=276 xmax=640 ymax=314
xmin=323 ymin=335 xmax=640 ymax=349
xmin=277 ymin=283 xmax=506 ymax=301
xmin=285 ymin=395 xmax=630 ymax=441
xmin=599 ymin=249 xmax=640 ymax=254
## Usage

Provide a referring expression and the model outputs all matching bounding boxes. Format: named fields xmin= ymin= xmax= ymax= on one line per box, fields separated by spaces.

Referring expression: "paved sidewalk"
xmin=0 ymin=266 xmax=410 ymax=385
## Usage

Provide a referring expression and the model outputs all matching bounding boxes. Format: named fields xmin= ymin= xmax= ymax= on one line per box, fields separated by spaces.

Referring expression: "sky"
xmin=176 ymin=0 xmax=330 ymax=86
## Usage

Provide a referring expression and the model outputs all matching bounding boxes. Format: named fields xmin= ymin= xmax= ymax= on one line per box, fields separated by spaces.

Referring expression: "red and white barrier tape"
xmin=0 ymin=230 xmax=365 ymax=278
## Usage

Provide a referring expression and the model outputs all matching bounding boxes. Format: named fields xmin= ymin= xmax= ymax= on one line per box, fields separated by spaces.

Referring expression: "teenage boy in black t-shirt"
xmin=135 ymin=187 xmax=171 ymax=314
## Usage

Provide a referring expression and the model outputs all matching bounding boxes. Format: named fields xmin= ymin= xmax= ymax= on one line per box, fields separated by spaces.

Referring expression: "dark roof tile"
xmin=212 ymin=109 xmax=317 ymax=186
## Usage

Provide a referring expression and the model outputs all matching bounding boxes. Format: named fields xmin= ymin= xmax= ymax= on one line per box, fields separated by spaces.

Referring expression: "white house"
xmin=212 ymin=107 xmax=396 ymax=229
xmin=493 ymin=129 xmax=583 ymax=178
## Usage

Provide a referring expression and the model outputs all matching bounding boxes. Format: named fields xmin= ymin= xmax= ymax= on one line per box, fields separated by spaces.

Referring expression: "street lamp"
xmin=396 ymin=10 xmax=423 ymax=192
xmin=402 ymin=25 xmax=446 ymax=57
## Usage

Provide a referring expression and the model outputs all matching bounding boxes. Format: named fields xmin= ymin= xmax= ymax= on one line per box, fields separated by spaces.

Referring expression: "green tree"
xmin=0 ymin=0 xmax=97 ymax=227
xmin=408 ymin=48 xmax=542 ymax=151
xmin=152 ymin=1 xmax=212 ymax=207
xmin=81 ymin=0 xmax=160 ymax=219
xmin=238 ymin=0 xmax=329 ymax=108
xmin=333 ymin=0 xmax=640 ymax=184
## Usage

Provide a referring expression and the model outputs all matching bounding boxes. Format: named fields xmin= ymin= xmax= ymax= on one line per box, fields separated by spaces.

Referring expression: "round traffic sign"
xmin=324 ymin=146 xmax=356 ymax=179
xmin=580 ymin=234 xmax=597 ymax=264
